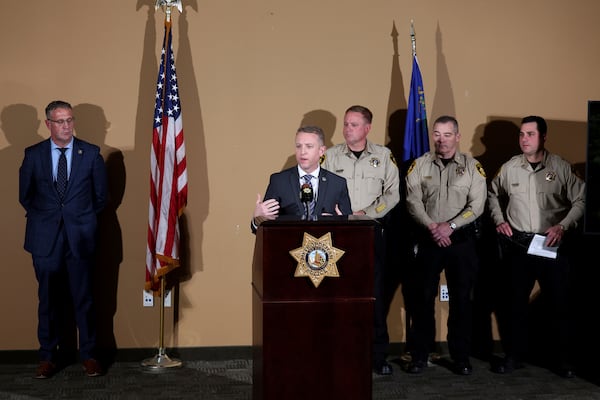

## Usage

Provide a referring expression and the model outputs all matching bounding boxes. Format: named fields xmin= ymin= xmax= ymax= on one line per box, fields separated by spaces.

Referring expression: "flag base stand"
xmin=141 ymin=278 xmax=181 ymax=371
xmin=141 ymin=348 xmax=182 ymax=370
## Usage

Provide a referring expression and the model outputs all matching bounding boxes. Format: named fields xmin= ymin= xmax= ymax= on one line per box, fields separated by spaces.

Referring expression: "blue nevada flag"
xmin=403 ymin=55 xmax=429 ymax=162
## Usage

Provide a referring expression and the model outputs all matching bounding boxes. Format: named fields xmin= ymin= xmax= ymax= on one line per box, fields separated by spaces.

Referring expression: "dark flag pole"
xmin=402 ymin=19 xmax=430 ymax=361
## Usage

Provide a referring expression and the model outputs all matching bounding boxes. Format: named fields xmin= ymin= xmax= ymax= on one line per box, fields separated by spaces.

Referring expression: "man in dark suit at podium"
xmin=251 ymin=125 xmax=352 ymax=232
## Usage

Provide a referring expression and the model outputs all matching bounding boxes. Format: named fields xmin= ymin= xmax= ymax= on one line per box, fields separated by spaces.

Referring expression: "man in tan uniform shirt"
xmin=404 ymin=115 xmax=487 ymax=376
xmin=488 ymin=115 xmax=585 ymax=378
xmin=322 ymin=105 xmax=399 ymax=375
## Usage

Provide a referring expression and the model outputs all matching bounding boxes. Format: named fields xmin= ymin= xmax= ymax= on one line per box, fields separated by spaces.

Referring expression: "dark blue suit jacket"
xmin=19 ymin=137 xmax=108 ymax=258
xmin=263 ymin=166 xmax=352 ymax=218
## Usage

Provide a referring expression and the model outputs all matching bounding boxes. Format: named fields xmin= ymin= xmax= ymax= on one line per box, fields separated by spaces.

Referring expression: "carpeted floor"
xmin=1 ymin=352 xmax=599 ymax=400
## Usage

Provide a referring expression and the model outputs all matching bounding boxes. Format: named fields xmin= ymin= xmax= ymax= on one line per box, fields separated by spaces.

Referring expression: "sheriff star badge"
xmin=289 ymin=232 xmax=345 ymax=288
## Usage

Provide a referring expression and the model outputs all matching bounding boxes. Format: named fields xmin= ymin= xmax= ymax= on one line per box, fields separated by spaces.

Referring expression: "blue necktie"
xmin=56 ymin=148 xmax=68 ymax=200
xmin=302 ymin=174 xmax=316 ymax=216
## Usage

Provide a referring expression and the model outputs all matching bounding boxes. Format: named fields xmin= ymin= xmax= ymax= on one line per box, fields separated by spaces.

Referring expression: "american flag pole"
xmin=142 ymin=0 xmax=185 ymax=370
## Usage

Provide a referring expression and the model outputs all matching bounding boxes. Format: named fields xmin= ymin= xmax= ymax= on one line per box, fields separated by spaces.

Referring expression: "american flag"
xmin=146 ymin=23 xmax=188 ymax=292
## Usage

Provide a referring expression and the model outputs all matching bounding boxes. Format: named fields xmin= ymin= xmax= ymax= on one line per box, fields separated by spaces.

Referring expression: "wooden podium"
xmin=252 ymin=216 xmax=376 ymax=400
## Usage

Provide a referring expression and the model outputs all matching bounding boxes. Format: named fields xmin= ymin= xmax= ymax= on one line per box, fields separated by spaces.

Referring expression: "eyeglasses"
xmin=48 ymin=117 xmax=75 ymax=125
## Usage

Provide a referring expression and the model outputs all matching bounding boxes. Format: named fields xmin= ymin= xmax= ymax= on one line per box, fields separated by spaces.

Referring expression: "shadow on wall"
xmin=471 ymin=116 xmax=587 ymax=178
xmin=383 ymin=20 xmax=412 ymax=346
xmin=0 ymin=104 xmax=45 ymax=346
xmin=470 ymin=118 xmax=521 ymax=177
xmin=73 ymin=103 xmax=125 ymax=366
xmin=279 ymin=109 xmax=338 ymax=172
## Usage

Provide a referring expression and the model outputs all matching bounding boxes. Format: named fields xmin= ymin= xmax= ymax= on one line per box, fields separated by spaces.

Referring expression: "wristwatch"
xmin=449 ymin=222 xmax=457 ymax=230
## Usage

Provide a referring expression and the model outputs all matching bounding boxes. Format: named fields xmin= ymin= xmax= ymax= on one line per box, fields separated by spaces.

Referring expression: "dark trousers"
xmin=408 ymin=236 xmax=479 ymax=363
xmin=498 ymin=235 xmax=572 ymax=366
xmin=33 ymin=226 xmax=97 ymax=362
xmin=373 ymin=223 xmax=389 ymax=364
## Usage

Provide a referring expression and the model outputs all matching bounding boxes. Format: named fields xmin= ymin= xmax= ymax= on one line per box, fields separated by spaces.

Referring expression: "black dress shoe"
xmin=559 ymin=369 xmax=575 ymax=379
xmin=373 ymin=360 xmax=393 ymax=375
xmin=492 ymin=357 xmax=522 ymax=374
xmin=454 ymin=361 xmax=473 ymax=376
xmin=557 ymin=365 xmax=576 ymax=379
xmin=491 ymin=363 xmax=508 ymax=374
xmin=35 ymin=361 xmax=57 ymax=379
xmin=406 ymin=359 xmax=426 ymax=374
xmin=82 ymin=359 xmax=104 ymax=377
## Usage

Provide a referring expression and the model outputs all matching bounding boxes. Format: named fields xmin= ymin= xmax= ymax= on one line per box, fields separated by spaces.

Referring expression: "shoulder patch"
xmin=407 ymin=160 xmax=416 ymax=175
xmin=390 ymin=153 xmax=397 ymax=166
xmin=475 ymin=162 xmax=486 ymax=178
xmin=320 ymin=154 xmax=326 ymax=165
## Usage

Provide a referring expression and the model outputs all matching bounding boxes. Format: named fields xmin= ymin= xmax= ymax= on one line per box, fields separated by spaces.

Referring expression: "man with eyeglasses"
xmin=19 ymin=100 xmax=108 ymax=379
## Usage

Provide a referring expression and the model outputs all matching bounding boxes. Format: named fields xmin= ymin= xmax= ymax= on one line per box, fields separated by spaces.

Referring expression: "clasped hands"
xmin=429 ymin=222 xmax=453 ymax=247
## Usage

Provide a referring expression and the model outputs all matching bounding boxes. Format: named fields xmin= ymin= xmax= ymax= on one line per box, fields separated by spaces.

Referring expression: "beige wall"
xmin=1 ymin=0 xmax=598 ymax=351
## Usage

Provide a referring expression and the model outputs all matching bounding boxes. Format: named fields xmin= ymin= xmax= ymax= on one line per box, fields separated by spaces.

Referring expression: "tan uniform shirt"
xmin=488 ymin=151 xmax=585 ymax=233
xmin=322 ymin=140 xmax=399 ymax=218
xmin=405 ymin=151 xmax=487 ymax=229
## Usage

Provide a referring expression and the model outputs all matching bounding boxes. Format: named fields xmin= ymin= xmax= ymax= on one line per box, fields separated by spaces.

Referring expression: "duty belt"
xmin=507 ymin=230 xmax=535 ymax=249
xmin=451 ymin=223 xmax=478 ymax=243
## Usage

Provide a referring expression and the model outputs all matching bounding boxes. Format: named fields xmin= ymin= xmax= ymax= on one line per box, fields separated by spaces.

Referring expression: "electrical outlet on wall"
xmin=164 ymin=290 xmax=172 ymax=307
xmin=143 ymin=290 xmax=154 ymax=307
xmin=440 ymin=285 xmax=449 ymax=302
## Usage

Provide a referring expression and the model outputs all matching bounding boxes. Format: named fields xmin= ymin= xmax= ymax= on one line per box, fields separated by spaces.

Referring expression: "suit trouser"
xmin=32 ymin=225 xmax=97 ymax=362
xmin=408 ymin=236 xmax=479 ymax=363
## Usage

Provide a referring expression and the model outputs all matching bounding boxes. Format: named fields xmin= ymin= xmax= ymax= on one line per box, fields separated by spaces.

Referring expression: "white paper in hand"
xmin=526 ymin=234 xmax=558 ymax=259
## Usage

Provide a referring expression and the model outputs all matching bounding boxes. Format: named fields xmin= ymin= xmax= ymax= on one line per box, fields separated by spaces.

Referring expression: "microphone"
xmin=300 ymin=183 xmax=313 ymax=203
xmin=300 ymin=183 xmax=313 ymax=219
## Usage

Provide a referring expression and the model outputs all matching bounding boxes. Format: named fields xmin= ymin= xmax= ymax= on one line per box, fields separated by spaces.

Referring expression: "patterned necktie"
xmin=56 ymin=148 xmax=68 ymax=200
xmin=302 ymin=174 xmax=316 ymax=216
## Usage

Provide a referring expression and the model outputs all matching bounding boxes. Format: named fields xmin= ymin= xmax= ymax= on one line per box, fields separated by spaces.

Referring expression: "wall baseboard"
xmin=0 ymin=346 xmax=253 ymax=364
xmin=1 ymin=342 xmax=507 ymax=364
